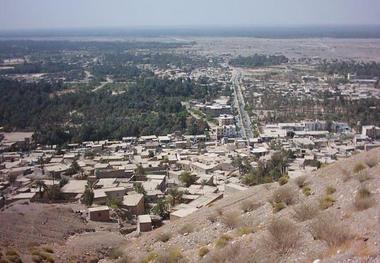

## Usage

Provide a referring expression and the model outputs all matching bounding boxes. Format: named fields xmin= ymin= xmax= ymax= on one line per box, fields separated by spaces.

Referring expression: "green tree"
xmin=46 ymin=185 xmax=63 ymax=201
xmin=133 ymin=182 xmax=147 ymax=195
xmin=59 ymin=177 xmax=69 ymax=188
xmin=151 ymin=199 xmax=169 ymax=218
xmin=231 ymin=156 xmax=252 ymax=175
xmin=167 ymin=188 xmax=183 ymax=206
xmin=82 ymin=182 xmax=94 ymax=206
xmin=37 ymin=156 xmax=46 ymax=175
xmin=134 ymin=164 xmax=146 ymax=179
xmin=179 ymin=171 xmax=197 ymax=187
xmin=242 ymin=172 xmax=257 ymax=186
xmin=106 ymin=197 xmax=122 ymax=209
xmin=8 ymin=174 xmax=17 ymax=185
xmin=34 ymin=179 xmax=47 ymax=198
xmin=67 ymin=160 xmax=81 ymax=176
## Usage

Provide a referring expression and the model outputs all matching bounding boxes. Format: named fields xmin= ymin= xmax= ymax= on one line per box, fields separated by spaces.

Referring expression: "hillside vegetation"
xmin=113 ymin=148 xmax=380 ymax=263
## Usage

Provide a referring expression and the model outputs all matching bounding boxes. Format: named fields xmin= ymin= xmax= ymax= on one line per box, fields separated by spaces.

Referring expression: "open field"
xmin=185 ymin=37 xmax=380 ymax=62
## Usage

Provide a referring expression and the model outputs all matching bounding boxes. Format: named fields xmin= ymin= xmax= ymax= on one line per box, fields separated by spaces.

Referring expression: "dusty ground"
xmin=0 ymin=202 xmax=90 ymax=249
xmin=0 ymin=202 xmax=125 ymax=262
xmin=116 ymin=148 xmax=380 ymax=263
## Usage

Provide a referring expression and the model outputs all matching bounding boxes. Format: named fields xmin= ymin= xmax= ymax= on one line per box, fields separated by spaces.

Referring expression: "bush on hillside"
xmin=310 ymin=213 xmax=352 ymax=246
xmin=319 ymin=195 xmax=335 ymax=210
xmin=293 ymin=201 xmax=319 ymax=222
xmin=264 ymin=218 xmax=300 ymax=255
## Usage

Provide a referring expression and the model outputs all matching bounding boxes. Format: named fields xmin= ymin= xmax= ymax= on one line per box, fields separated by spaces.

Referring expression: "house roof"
xmin=138 ymin=215 xmax=152 ymax=223
xmin=61 ymin=180 xmax=87 ymax=194
xmin=123 ymin=194 xmax=143 ymax=206
xmin=171 ymin=207 xmax=198 ymax=218
xmin=10 ymin=192 xmax=36 ymax=200
xmin=88 ymin=206 xmax=109 ymax=212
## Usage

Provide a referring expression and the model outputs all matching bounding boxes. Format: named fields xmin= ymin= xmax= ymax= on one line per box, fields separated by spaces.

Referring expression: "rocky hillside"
xmin=111 ymin=148 xmax=380 ymax=263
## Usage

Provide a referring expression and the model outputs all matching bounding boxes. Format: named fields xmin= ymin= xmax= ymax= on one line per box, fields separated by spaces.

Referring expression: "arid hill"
xmin=112 ymin=148 xmax=380 ymax=263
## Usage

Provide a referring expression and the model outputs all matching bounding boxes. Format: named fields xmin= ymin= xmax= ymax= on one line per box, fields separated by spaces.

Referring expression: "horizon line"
xmin=1 ymin=24 xmax=380 ymax=33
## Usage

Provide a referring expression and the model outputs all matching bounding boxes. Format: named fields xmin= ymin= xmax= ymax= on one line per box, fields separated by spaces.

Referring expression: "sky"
xmin=0 ymin=0 xmax=379 ymax=30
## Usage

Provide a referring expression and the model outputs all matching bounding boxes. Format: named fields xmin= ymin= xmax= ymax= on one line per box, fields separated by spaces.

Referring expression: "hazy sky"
xmin=0 ymin=0 xmax=379 ymax=30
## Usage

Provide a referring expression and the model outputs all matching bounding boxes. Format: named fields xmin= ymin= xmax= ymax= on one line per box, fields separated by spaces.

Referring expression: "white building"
xmin=215 ymin=125 xmax=236 ymax=139
xmin=218 ymin=114 xmax=234 ymax=126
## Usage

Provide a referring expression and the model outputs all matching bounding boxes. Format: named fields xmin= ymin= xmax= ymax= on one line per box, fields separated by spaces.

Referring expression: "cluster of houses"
xmin=1 ymin=62 xmax=380 ymax=235
xmin=0 ymin=130 xmax=254 ymax=233
xmin=257 ymin=120 xmax=380 ymax=176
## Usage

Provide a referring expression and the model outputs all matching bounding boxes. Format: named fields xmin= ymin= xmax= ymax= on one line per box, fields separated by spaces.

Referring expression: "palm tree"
xmin=37 ymin=157 xmax=45 ymax=175
xmin=133 ymin=182 xmax=146 ymax=195
xmin=134 ymin=164 xmax=146 ymax=179
xmin=82 ymin=181 xmax=94 ymax=207
xmin=151 ymin=199 xmax=169 ymax=218
xmin=167 ymin=188 xmax=183 ymax=206
xmin=34 ymin=179 xmax=47 ymax=198
xmin=231 ymin=156 xmax=244 ymax=175
xmin=179 ymin=171 xmax=197 ymax=187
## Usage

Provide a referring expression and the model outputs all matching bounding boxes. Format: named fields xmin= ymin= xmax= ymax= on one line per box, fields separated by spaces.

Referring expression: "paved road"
xmin=231 ymin=68 xmax=254 ymax=140
xmin=92 ymin=76 xmax=113 ymax=92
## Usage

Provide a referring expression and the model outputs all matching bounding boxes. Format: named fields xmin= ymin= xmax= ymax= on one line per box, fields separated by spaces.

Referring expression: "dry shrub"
xmin=309 ymin=212 xmax=352 ymax=246
xmin=32 ymin=255 xmax=43 ymax=263
xmin=271 ymin=185 xmax=298 ymax=206
xmin=178 ymin=223 xmax=194 ymax=235
xmin=354 ymin=196 xmax=375 ymax=211
xmin=205 ymin=242 xmax=248 ymax=263
xmin=207 ymin=212 xmax=218 ymax=223
xmin=88 ymin=256 xmax=100 ymax=263
xmin=30 ymin=251 xmax=54 ymax=263
xmin=215 ymin=234 xmax=233 ymax=249
xmin=42 ymin=247 xmax=54 ymax=254
xmin=302 ymin=186 xmax=312 ymax=196
xmin=357 ymin=186 xmax=371 ymax=198
xmin=326 ymin=186 xmax=336 ymax=195
xmin=221 ymin=211 xmax=241 ymax=229
xmin=355 ymin=170 xmax=371 ymax=182
xmin=353 ymin=163 xmax=366 ymax=174
xmin=156 ymin=247 xmax=183 ymax=263
xmin=3 ymin=249 xmax=22 ymax=263
xmin=156 ymin=231 xmax=172 ymax=243
xmin=198 ymin=247 xmax=210 ymax=258
xmin=264 ymin=218 xmax=300 ymax=255
xmin=293 ymin=201 xmax=319 ymax=222
xmin=139 ymin=252 xmax=158 ymax=263
xmin=294 ymin=175 xmax=308 ymax=188
xmin=240 ymin=199 xmax=261 ymax=213
xmin=278 ymin=176 xmax=289 ymax=186
xmin=116 ymin=255 xmax=131 ymax=263
xmin=320 ymin=240 xmax=354 ymax=260
xmin=5 ymin=250 xmax=18 ymax=257
xmin=365 ymin=156 xmax=378 ymax=168
xmin=216 ymin=207 xmax=223 ymax=216
xmin=341 ymin=168 xmax=352 ymax=182
xmin=353 ymin=242 xmax=377 ymax=258
xmin=319 ymin=195 xmax=335 ymax=210
xmin=236 ymin=226 xmax=254 ymax=236
xmin=354 ymin=187 xmax=375 ymax=211
xmin=273 ymin=202 xmax=286 ymax=213
xmin=109 ymin=247 xmax=124 ymax=259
